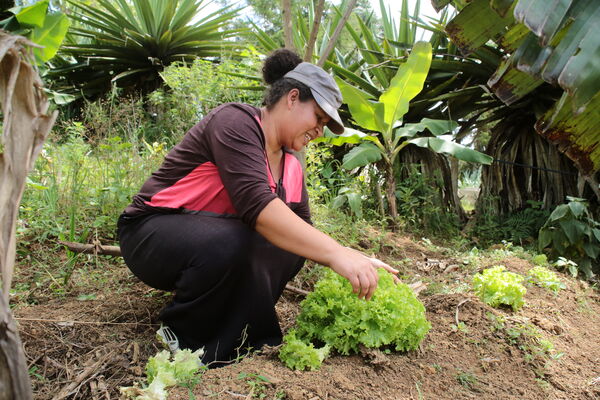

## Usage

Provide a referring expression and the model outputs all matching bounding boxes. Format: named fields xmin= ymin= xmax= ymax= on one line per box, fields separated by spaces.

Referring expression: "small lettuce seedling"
xmin=527 ymin=266 xmax=565 ymax=293
xmin=278 ymin=329 xmax=330 ymax=371
xmin=120 ymin=349 xmax=204 ymax=400
xmin=472 ymin=266 xmax=526 ymax=311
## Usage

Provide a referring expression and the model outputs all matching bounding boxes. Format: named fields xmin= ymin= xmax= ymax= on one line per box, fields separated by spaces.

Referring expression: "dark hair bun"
xmin=262 ymin=49 xmax=302 ymax=85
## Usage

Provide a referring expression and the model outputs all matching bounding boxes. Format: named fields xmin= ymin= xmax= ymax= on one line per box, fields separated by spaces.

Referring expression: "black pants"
xmin=117 ymin=213 xmax=304 ymax=366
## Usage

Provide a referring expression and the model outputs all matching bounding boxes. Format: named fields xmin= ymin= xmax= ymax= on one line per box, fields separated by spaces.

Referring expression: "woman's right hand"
xmin=327 ymin=247 xmax=398 ymax=300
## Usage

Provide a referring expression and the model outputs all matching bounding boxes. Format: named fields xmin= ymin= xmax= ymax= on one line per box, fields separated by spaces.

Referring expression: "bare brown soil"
xmin=12 ymin=234 xmax=600 ymax=400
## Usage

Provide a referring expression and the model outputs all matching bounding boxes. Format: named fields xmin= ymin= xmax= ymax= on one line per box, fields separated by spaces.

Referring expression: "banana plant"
xmin=320 ymin=41 xmax=492 ymax=219
xmin=0 ymin=0 xmax=70 ymax=64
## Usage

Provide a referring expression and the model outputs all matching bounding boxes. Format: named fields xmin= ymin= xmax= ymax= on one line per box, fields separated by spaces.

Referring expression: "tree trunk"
xmin=304 ymin=0 xmax=326 ymax=62
xmin=385 ymin=162 xmax=398 ymax=220
xmin=0 ymin=32 xmax=57 ymax=399
xmin=0 ymin=292 xmax=31 ymax=398
xmin=281 ymin=0 xmax=294 ymax=50
xmin=317 ymin=0 xmax=358 ymax=67
xmin=449 ymin=157 xmax=467 ymax=222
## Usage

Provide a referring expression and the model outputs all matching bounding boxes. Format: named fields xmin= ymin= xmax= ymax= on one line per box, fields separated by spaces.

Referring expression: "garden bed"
xmin=13 ymin=231 xmax=600 ymax=399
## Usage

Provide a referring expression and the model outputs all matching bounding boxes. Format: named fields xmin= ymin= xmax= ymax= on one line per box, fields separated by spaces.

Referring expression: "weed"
xmin=273 ymin=390 xmax=286 ymax=400
xmin=415 ymin=380 xmax=424 ymax=400
xmin=18 ymin=127 xmax=167 ymax=286
xmin=451 ymin=321 xmax=469 ymax=334
xmin=456 ymin=370 xmax=478 ymax=390
xmin=535 ymin=377 xmax=551 ymax=391
xmin=486 ymin=314 xmax=562 ymax=373
xmin=237 ymin=372 xmax=270 ymax=399
xmin=29 ymin=366 xmax=44 ymax=381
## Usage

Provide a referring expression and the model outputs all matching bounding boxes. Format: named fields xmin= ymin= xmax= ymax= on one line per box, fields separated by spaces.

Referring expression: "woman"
xmin=117 ymin=49 xmax=398 ymax=366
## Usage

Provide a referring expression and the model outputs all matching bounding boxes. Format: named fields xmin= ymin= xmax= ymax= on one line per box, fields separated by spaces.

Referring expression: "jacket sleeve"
xmin=205 ymin=105 xmax=277 ymax=228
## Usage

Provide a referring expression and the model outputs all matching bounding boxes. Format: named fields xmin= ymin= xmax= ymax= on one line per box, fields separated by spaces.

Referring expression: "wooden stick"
xmin=60 ymin=242 xmax=310 ymax=297
xmin=284 ymin=284 xmax=309 ymax=296
xmin=60 ymin=241 xmax=121 ymax=257
xmin=52 ymin=351 xmax=113 ymax=400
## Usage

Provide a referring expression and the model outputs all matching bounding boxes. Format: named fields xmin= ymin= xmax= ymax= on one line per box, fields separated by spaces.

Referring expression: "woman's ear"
xmin=286 ymin=88 xmax=300 ymax=109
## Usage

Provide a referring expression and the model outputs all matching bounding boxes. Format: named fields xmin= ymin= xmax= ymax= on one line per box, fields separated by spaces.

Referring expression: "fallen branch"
xmin=60 ymin=241 xmax=310 ymax=297
xmin=60 ymin=241 xmax=121 ymax=257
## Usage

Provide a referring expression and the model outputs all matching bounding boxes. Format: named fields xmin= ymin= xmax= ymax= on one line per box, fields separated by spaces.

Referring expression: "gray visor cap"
xmin=284 ymin=62 xmax=345 ymax=134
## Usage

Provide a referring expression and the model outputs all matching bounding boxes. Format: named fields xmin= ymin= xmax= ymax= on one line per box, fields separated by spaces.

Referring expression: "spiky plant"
xmin=49 ymin=0 xmax=242 ymax=97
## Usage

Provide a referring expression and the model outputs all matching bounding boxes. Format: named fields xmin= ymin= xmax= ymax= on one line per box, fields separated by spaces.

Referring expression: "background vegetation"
xmin=7 ymin=0 xmax=600 ymax=286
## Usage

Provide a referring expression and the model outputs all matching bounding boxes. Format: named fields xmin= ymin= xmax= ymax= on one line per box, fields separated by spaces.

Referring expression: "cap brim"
xmin=311 ymin=89 xmax=344 ymax=134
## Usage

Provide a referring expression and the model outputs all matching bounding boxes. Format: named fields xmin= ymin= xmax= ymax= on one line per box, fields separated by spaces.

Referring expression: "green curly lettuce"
xmin=279 ymin=329 xmax=330 ymax=371
xmin=527 ymin=266 xmax=565 ymax=293
xmin=472 ymin=266 xmax=526 ymax=311
xmin=121 ymin=349 xmax=204 ymax=400
xmin=280 ymin=268 xmax=430 ymax=370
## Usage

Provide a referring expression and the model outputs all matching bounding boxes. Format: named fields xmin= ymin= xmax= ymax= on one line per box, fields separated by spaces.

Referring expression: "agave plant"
xmin=49 ymin=0 xmax=242 ymax=97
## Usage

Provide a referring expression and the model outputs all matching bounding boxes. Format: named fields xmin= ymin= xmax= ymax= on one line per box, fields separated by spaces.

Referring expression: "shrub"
xmin=531 ymin=254 xmax=549 ymax=266
xmin=472 ymin=266 xmax=526 ymax=311
xmin=471 ymin=199 xmax=549 ymax=246
xmin=395 ymin=165 xmax=459 ymax=237
xmin=148 ymin=57 xmax=263 ymax=141
xmin=20 ymin=131 xmax=166 ymax=245
xmin=538 ymin=197 xmax=600 ymax=278
xmin=279 ymin=269 xmax=431 ymax=370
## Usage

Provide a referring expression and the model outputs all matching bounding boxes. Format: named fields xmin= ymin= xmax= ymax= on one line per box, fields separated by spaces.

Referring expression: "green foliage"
xmin=531 ymin=254 xmax=548 ymax=267
xmin=279 ymin=329 xmax=330 ymax=371
xmin=0 ymin=0 xmax=70 ymax=63
xmin=553 ymin=257 xmax=579 ymax=278
xmin=50 ymin=0 xmax=241 ymax=97
xmin=306 ymin=145 xmax=374 ymax=220
xmin=279 ymin=268 xmax=430 ymax=370
xmin=472 ymin=266 xmax=526 ymax=311
xmin=19 ymin=128 xmax=166 ymax=252
xmin=527 ymin=266 xmax=565 ymax=293
xmin=79 ymin=90 xmax=150 ymax=142
xmin=487 ymin=313 xmax=562 ymax=370
xmin=395 ymin=165 xmax=459 ymax=236
xmin=471 ymin=198 xmax=549 ymax=246
xmin=121 ymin=349 xmax=204 ymax=399
xmin=148 ymin=56 xmax=263 ymax=141
xmin=323 ymin=41 xmax=491 ymax=220
xmin=538 ymin=197 xmax=600 ymax=278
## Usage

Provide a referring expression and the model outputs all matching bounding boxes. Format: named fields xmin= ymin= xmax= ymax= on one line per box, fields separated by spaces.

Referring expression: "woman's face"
xmin=282 ymin=90 xmax=330 ymax=152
